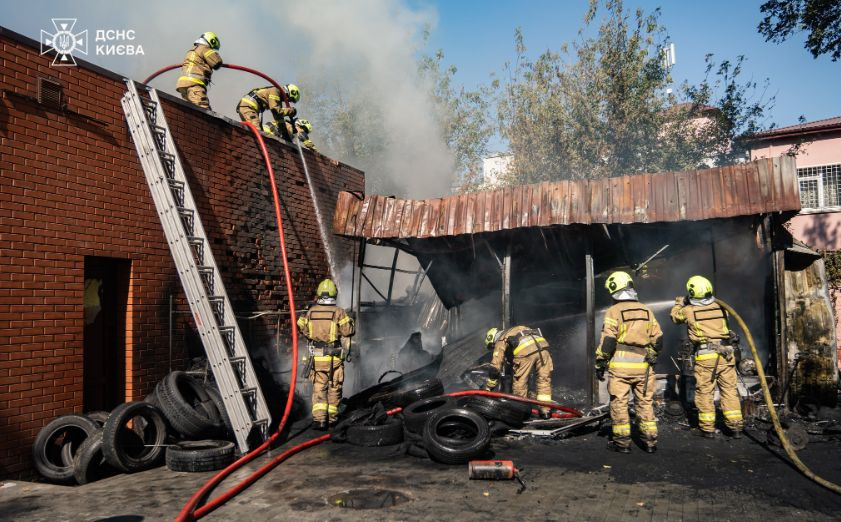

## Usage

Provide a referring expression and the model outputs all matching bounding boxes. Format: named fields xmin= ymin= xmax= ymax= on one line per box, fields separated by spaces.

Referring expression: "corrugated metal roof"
xmin=751 ymin=116 xmax=841 ymax=140
xmin=333 ymin=156 xmax=800 ymax=239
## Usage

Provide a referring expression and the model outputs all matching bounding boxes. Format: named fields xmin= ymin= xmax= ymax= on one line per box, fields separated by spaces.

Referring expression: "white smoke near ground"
xmin=2 ymin=0 xmax=456 ymax=199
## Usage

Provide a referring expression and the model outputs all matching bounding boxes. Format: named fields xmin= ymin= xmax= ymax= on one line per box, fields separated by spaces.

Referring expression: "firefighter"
xmin=483 ymin=325 xmax=554 ymax=419
xmin=176 ymin=32 xmax=222 ymax=109
xmin=236 ymin=84 xmax=300 ymax=131
xmin=297 ymin=279 xmax=355 ymax=430
xmin=263 ymin=118 xmax=317 ymax=151
xmin=595 ymin=271 xmax=663 ymax=454
xmin=671 ymin=275 xmax=743 ymax=439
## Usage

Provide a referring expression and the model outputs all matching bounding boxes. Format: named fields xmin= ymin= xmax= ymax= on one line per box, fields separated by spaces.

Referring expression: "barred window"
xmin=798 ymin=164 xmax=841 ymax=210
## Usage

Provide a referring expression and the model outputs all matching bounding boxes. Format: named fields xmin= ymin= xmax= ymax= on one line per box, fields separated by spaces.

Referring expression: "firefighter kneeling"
xmin=671 ymin=275 xmax=743 ymax=439
xmin=595 ymin=271 xmax=662 ymax=454
xmin=483 ymin=326 xmax=554 ymax=419
xmin=297 ymin=279 xmax=355 ymax=430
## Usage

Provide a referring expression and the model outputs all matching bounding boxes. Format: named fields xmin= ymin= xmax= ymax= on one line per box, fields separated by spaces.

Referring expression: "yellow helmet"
xmin=316 ymin=278 xmax=337 ymax=298
xmin=605 ymin=271 xmax=633 ymax=294
xmin=297 ymin=118 xmax=313 ymax=134
xmin=485 ymin=327 xmax=499 ymax=348
xmin=286 ymin=84 xmax=300 ymax=103
xmin=686 ymin=275 xmax=713 ymax=299
xmin=201 ymin=31 xmax=220 ymax=50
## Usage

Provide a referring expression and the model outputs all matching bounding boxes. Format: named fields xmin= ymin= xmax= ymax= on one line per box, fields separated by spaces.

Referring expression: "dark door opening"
xmin=83 ymin=257 xmax=130 ymax=412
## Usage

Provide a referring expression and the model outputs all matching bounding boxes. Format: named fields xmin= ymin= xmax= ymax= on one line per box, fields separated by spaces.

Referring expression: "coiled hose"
xmin=716 ymin=298 xmax=841 ymax=496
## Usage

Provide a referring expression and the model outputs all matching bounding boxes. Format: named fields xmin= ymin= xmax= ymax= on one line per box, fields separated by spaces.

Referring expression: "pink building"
xmin=750 ymin=116 xmax=841 ymax=356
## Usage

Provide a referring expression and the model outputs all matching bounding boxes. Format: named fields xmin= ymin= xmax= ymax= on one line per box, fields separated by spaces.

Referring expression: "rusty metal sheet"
xmin=332 ymin=157 xmax=801 ymax=239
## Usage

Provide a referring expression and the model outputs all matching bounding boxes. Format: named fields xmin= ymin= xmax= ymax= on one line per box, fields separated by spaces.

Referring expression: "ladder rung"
xmin=197 ymin=266 xmax=215 ymax=294
xmin=168 ymin=179 xmax=185 ymax=206
xmin=253 ymin=418 xmax=269 ymax=426
xmin=241 ymin=387 xmax=257 ymax=396
xmin=208 ymin=296 xmax=225 ymax=323
xmin=187 ymin=236 xmax=204 ymax=263
xmin=152 ymin=126 xmax=167 ymax=151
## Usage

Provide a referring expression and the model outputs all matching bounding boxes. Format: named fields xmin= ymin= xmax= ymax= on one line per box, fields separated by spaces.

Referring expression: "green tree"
xmin=758 ymin=0 xmax=841 ymax=61
xmin=492 ymin=0 xmax=774 ymax=185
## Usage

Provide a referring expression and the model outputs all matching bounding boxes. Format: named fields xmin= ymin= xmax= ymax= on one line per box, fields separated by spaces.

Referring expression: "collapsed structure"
xmin=333 ymin=156 xmax=839 ymax=408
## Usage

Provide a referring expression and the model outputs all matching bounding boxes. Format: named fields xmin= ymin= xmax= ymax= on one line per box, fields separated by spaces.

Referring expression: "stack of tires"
xmin=32 ymin=371 xmax=236 ymax=485
xmin=399 ymin=394 xmax=532 ymax=464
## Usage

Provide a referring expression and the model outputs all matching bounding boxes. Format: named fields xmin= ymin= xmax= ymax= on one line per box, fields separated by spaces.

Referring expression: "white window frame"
xmin=797 ymin=163 xmax=841 ymax=213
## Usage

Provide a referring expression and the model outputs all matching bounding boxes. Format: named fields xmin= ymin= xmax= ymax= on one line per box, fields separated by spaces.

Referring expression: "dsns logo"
xmin=40 ymin=18 xmax=88 ymax=66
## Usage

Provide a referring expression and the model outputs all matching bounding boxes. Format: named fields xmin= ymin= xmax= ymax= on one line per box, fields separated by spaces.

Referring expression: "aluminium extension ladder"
xmin=121 ymin=80 xmax=271 ymax=453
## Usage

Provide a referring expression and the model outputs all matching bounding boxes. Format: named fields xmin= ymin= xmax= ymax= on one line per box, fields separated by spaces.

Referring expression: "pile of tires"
xmin=399 ymin=394 xmax=533 ymax=465
xmin=33 ymin=371 xmax=236 ymax=485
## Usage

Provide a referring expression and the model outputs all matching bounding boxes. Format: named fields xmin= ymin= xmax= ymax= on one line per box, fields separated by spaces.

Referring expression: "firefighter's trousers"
xmin=236 ymin=104 xmax=261 ymax=127
xmin=310 ymin=355 xmax=344 ymax=423
xmin=694 ymin=354 xmax=743 ymax=433
xmin=177 ymin=85 xmax=210 ymax=109
xmin=512 ymin=350 xmax=553 ymax=415
xmin=608 ymin=366 xmax=657 ymax=448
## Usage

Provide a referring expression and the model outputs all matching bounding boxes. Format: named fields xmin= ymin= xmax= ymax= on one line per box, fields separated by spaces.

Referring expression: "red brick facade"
xmin=0 ymin=27 xmax=363 ymax=477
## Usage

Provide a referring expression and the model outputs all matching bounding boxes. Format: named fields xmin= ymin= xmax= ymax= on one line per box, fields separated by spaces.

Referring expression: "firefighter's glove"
xmin=596 ymin=368 xmax=606 ymax=382
xmin=645 ymin=348 xmax=658 ymax=366
xmin=595 ymin=360 xmax=608 ymax=382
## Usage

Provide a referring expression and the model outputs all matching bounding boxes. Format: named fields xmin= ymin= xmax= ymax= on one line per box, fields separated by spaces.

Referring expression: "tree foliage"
xmin=489 ymin=0 xmax=774 ymax=185
xmin=758 ymin=0 xmax=841 ymax=61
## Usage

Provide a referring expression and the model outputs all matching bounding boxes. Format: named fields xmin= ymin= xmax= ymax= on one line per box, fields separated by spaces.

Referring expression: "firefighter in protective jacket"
xmin=484 ymin=326 xmax=554 ymax=418
xmin=596 ymin=271 xmax=663 ymax=454
xmin=236 ymin=84 xmax=300 ymax=130
xmin=297 ymin=279 xmax=355 ymax=430
xmin=176 ymin=32 xmax=222 ymax=109
xmin=671 ymin=275 xmax=743 ymax=438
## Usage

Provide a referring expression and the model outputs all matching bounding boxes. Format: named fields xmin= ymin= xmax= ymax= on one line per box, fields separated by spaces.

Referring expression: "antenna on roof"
xmin=662 ymin=43 xmax=676 ymax=69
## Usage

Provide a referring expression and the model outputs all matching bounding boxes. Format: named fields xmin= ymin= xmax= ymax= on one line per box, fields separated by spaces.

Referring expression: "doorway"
xmin=83 ymin=257 xmax=130 ymax=411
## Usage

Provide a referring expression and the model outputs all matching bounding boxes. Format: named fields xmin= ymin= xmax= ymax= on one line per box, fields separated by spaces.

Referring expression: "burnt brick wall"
xmin=0 ymin=27 xmax=363 ymax=477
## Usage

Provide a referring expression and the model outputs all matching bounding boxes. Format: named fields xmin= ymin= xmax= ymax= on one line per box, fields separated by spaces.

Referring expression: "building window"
xmin=798 ymin=164 xmax=841 ymax=210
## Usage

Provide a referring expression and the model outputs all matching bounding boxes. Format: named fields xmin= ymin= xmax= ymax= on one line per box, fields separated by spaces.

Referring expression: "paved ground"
xmin=3 ymin=419 xmax=841 ymax=521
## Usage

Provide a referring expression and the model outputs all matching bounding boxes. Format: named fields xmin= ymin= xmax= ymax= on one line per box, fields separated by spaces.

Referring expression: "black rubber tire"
xmin=102 ymin=401 xmax=168 ymax=473
xmin=461 ymin=396 xmax=527 ymax=428
xmin=403 ymin=396 xmax=456 ymax=434
xmin=73 ymin=431 xmax=119 ymax=485
xmin=156 ymin=371 xmax=216 ymax=439
xmin=497 ymin=397 xmax=533 ymax=422
xmin=423 ymin=408 xmax=491 ymax=465
xmin=166 ymin=440 xmax=236 ymax=472
xmin=346 ymin=417 xmax=404 ymax=447
xmin=85 ymin=411 xmax=111 ymax=427
xmin=368 ymin=378 xmax=444 ymax=409
xmin=202 ymin=384 xmax=233 ymax=439
xmin=32 ymin=414 xmax=99 ymax=484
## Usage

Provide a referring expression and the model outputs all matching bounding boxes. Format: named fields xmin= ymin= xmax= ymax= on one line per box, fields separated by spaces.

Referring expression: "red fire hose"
xmin=174 ymin=122 xmax=298 ymax=522
xmin=142 ymin=63 xmax=291 ymax=107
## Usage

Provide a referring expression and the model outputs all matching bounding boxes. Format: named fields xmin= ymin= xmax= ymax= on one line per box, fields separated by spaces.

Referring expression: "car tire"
xmin=403 ymin=396 xmax=455 ymax=434
xmin=33 ymin=414 xmax=99 ymax=484
xmin=156 ymin=371 xmax=216 ymax=439
xmin=461 ymin=396 xmax=527 ymax=427
xmin=85 ymin=411 xmax=111 ymax=427
xmin=73 ymin=431 xmax=119 ymax=485
xmin=102 ymin=401 xmax=168 ymax=473
xmin=165 ymin=440 xmax=236 ymax=472
xmin=202 ymin=383 xmax=233 ymax=439
xmin=423 ymin=408 xmax=491 ymax=465
xmin=346 ymin=417 xmax=404 ymax=447
xmin=368 ymin=378 xmax=444 ymax=409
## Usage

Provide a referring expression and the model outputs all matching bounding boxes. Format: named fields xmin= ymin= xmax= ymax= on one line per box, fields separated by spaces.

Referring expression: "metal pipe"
xmin=386 ymin=248 xmax=399 ymax=305
xmin=585 ymin=253 xmax=596 ymax=407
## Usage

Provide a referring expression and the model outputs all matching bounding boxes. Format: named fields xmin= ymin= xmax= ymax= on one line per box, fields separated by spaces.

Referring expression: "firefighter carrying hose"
xmin=483 ymin=326 xmax=554 ymax=419
xmin=236 ymin=84 xmax=300 ymax=131
xmin=175 ymin=32 xmax=222 ymax=109
xmin=671 ymin=275 xmax=743 ymax=439
xmin=297 ymin=279 xmax=355 ymax=430
xmin=596 ymin=271 xmax=662 ymax=454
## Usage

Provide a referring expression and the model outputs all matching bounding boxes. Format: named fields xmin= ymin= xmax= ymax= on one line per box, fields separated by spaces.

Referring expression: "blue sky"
xmin=419 ymin=0 xmax=839 ymax=132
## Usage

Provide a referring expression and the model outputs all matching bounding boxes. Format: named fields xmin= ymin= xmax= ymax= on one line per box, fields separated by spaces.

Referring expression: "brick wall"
xmin=0 ymin=27 xmax=363 ymax=477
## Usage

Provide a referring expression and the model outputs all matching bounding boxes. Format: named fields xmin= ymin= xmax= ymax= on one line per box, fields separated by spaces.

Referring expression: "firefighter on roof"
xmin=176 ymin=32 xmax=222 ymax=109
xmin=297 ymin=279 xmax=355 ymax=430
xmin=236 ymin=84 xmax=299 ymax=131
xmin=483 ymin=325 xmax=554 ymax=419
xmin=596 ymin=271 xmax=662 ymax=454
xmin=671 ymin=275 xmax=743 ymax=439
xmin=263 ymin=118 xmax=317 ymax=151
